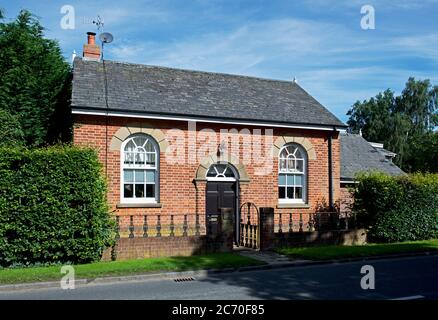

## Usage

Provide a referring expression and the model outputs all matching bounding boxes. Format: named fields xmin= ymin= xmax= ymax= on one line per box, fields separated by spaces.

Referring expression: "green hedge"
xmin=352 ymin=172 xmax=438 ymax=242
xmin=0 ymin=146 xmax=115 ymax=267
xmin=370 ymin=207 xmax=438 ymax=243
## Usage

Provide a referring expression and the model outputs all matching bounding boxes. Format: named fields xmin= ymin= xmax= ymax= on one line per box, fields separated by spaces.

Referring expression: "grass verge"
xmin=275 ymin=239 xmax=438 ymax=261
xmin=0 ymin=253 xmax=263 ymax=285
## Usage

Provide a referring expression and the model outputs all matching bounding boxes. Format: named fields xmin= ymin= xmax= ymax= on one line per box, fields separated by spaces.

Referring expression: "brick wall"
xmin=73 ymin=114 xmax=342 ymax=255
xmin=273 ymin=228 xmax=367 ymax=247
xmin=102 ymin=235 xmax=231 ymax=260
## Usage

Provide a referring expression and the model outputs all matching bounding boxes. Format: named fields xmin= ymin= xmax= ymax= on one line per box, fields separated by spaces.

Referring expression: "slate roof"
xmin=71 ymin=58 xmax=346 ymax=128
xmin=340 ymin=133 xmax=404 ymax=181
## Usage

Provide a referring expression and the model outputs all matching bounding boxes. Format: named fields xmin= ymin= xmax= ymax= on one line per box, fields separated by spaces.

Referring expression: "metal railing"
xmin=115 ymin=214 xmax=214 ymax=238
xmin=273 ymin=211 xmax=355 ymax=234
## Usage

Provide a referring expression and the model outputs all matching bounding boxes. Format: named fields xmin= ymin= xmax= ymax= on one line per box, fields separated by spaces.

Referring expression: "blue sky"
xmin=2 ymin=0 xmax=438 ymax=122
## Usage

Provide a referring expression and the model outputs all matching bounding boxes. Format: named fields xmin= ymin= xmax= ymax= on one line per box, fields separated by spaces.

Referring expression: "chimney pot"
xmin=87 ymin=32 xmax=96 ymax=45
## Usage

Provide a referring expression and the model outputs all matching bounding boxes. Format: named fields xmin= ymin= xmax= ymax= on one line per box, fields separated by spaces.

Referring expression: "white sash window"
xmin=121 ymin=134 xmax=159 ymax=203
xmin=278 ymin=144 xmax=307 ymax=203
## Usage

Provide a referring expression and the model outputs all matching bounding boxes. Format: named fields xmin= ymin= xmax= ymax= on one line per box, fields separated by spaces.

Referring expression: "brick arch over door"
xmin=195 ymin=153 xmax=250 ymax=183
xmin=109 ymin=124 xmax=169 ymax=152
xmin=272 ymin=136 xmax=317 ymax=160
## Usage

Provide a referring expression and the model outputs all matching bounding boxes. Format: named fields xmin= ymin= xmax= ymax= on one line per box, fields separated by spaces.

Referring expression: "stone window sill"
xmin=116 ymin=203 xmax=162 ymax=208
xmin=276 ymin=203 xmax=311 ymax=209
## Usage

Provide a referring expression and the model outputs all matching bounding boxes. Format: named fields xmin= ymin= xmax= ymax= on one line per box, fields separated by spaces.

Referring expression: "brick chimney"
xmin=83 ymin=32 xmax=100 ymax=61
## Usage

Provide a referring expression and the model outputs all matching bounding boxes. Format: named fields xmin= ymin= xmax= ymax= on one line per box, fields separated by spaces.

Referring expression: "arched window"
xmin=278 ymin=144 xmax=307 ymax=203
xmin=206 ymin=163 xmax=238 ymax=181
xmin=121 ymin=134 xmax=159 ymax=203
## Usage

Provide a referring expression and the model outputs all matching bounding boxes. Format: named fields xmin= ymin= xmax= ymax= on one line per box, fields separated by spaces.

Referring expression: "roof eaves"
xmin=71 ymin=105 xmax=348 ymax=129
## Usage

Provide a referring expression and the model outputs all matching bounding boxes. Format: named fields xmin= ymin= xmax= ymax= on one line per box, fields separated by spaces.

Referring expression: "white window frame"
xmin=278 ymin=144 xmax=307 ymax=204
xmin=206 ymin=163 xmax=238 ymax=182
xmin=120 ymin=134 xmax=159 ymax=204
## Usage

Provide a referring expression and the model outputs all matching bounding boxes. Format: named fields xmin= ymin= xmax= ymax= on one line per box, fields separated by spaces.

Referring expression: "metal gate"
xmin=239 ymin=202 xmax=260 ymax=249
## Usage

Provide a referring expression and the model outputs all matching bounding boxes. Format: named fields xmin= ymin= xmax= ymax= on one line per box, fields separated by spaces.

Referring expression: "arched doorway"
xmin=205 ymin=163 xmax=239 ymax=244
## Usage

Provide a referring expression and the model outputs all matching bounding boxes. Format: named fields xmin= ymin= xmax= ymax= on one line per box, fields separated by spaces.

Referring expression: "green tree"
xmin=395 ymin=78 xmax=438 ymax=133
xmin=346 ymin=77 xmax=438 ymax=172
xmin=347 ymin=89 xmax=394 ymax=143
xmin=405 ymin=131 xmax=438 ymax=173
xmin=0 ymin=9 xmax=71 ymax=146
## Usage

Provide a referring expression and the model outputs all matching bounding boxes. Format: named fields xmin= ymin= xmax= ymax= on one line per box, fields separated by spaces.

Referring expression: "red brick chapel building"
xmin=71 ymin=32 xmax=377 ymax=258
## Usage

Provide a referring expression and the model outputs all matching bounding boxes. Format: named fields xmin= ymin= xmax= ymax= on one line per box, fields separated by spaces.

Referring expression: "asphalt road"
xmin=1 ymin=255 xmax=437 ymax=300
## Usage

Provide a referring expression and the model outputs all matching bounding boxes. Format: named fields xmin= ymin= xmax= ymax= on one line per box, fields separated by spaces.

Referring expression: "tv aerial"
xmin=93 ymin=15 xmax=104 ymax=31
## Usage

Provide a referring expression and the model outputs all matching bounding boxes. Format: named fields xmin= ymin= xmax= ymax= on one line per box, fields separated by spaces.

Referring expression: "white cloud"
xmin=5 ymin=0 xmax=438 ymax=122
xmin=391 ymin=34 xmax=438 ymax=60
xmin=109 ymin=18 xmax=356 ymax=73
xmin=105 ymin=14 xmax=438 ymax=120
xmin=303 ymin=0 xmax=438 ymax=11
xmin=34 ymin=0 xmax=433 ymax=121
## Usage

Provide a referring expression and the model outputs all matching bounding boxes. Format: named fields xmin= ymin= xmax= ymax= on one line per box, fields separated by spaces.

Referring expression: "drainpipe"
xmin=328 ymin=129 xmax=334 ymax=212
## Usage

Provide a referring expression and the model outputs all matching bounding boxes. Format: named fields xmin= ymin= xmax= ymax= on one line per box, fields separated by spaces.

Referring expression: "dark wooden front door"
xmin=206 ymin=182 xmax=237 ymax=239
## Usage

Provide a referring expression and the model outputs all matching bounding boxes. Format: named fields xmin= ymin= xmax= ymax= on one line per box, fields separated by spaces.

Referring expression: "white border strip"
xmin=340 ymin=180 xmax=358 ymax=184
xmin=389 ymin=295 xmax=424 ymax=300
xmin=72 ymin=109 xmax=343 ymax=132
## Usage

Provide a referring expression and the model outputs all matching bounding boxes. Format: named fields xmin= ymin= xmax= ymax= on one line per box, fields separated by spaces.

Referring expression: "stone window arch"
xmin=110 ymin=124 xmax=169 ymax=152
xmin=195 ymin=153 xmax=249 ymax=183
xmin=272 ymin=136 xmax=316 ymax=160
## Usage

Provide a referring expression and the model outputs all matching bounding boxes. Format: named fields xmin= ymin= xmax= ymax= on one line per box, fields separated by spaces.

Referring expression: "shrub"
xmin=352 ymin=172 xmax=438 ymax=243
xmin=0 ymin=146 xmax=115 ymax=267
